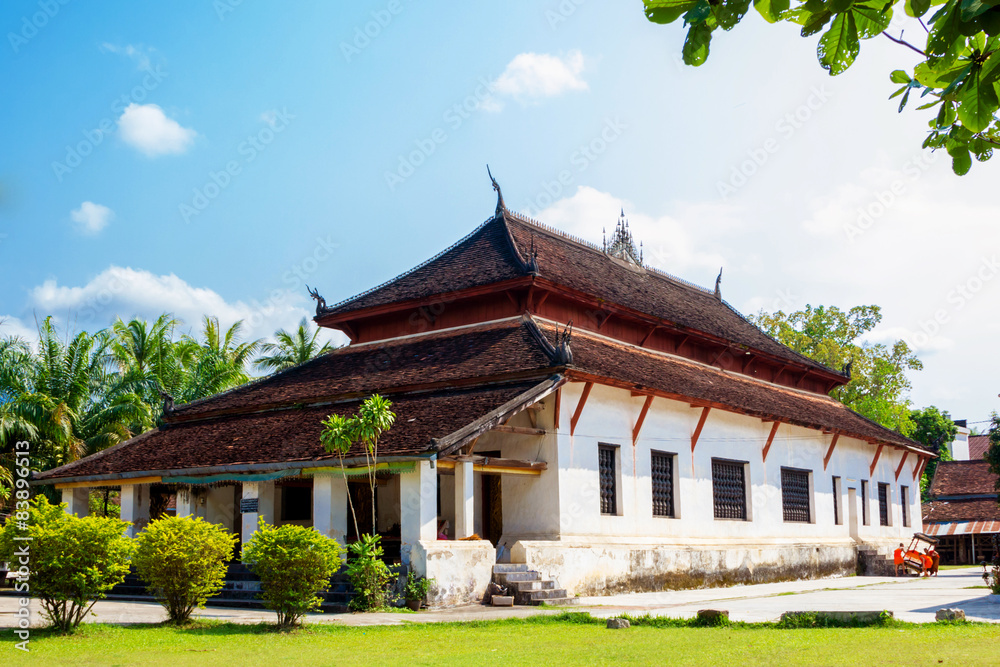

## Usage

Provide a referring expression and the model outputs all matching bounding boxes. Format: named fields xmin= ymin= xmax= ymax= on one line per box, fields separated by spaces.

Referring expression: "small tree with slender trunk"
xmin=320 ymin=394 xmax=395 ymax=536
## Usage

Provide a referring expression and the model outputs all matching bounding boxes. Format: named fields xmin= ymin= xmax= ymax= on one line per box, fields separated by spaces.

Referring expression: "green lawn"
xmin=7 ymin=614 xmax=1000 ymax=666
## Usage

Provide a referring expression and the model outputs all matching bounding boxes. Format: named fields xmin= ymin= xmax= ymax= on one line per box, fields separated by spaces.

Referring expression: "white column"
xmin=120 ymin=484 xmax=150 ymax=537
xmin=454 ymin=461 xmax=474 ymax=539
xmin=400 ymin=461 xmax=437 ymax=571
xmin=61 ymin=487 xmax=90 ymax=518
xmin=175 ymin=487 xmax=196 ymax=518
xmin=313 ymin=475 xmax=348 ymax=551
xmin=241 ymin=481 xmax=276 ymax=545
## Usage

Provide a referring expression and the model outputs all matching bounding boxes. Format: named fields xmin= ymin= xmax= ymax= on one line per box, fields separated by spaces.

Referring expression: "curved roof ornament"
xmin=487 ymin=164 xmax=507 ymax=218
xmin=714 ymin=268 xmax=723 ymax=301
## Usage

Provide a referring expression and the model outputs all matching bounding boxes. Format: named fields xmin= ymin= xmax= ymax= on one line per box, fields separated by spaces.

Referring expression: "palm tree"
xmin=174 ymin=317 xmax=262 ymax=402
xmin=254 ymin=317 xmax=337 ymax=373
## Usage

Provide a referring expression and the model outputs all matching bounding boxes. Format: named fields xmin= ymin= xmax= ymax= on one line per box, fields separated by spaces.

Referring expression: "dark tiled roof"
xmin=929 ymin=460 xmax=998 ymax=497
xmin=923 ymin=498 xmax=1000 ymax=523
xmin=504 ymin=215 xmax=835 ymax=376
xmin=168 ymin=319 xmax=554 ymax=420
xmin=539 ymin=322 xmax=924 ymax=451
xmin=969 ymin=434 xmax=991 ymax=460
xmin=322 ymin=212 xmax=841 ymax=377
xmin=324 ymin=216 xmax=526 ymax=314
xmin=35 ymin=383 xmax=542 ymax=480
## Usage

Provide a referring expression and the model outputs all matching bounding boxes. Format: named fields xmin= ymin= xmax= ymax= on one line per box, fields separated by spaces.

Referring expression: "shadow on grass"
xmin=25 ymin=609 xmax=997 ymax=641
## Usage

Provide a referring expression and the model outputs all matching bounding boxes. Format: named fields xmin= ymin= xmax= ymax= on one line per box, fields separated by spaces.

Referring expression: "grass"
xmin=7 ymin=612 xmax=1000 ymax=666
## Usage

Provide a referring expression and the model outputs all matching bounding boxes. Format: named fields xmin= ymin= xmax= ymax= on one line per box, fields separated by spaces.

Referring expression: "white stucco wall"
xmin=503 ymin=380 xmax=924 ymax=594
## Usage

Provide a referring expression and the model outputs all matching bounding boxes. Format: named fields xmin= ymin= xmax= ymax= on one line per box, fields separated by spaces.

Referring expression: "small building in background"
xmin=923 ymin=460 xmax=1000 ymax=564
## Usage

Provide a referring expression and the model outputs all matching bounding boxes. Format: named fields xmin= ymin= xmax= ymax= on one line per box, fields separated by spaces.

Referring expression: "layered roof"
xmin=319 ymin=211 xmax=842 ymax=379
xmin=929 ymin=460 xmax=997 ymax=497
xmin=533 ymin=321 xmax=924 ymax=451
xmin=969 ymin=434 xmax=991 ymax=460
xmin=37 ymin=316 xmax=925 ymax=483
xmin=922 ymin=498 xmax=1000 ymax=525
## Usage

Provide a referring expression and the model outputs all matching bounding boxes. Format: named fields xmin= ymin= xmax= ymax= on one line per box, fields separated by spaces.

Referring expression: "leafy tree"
xmin=345 ymin=533 xmax=393 ymax=612
xmin=254 ymin=317 xmax=336 ymax=373
xmin=642 ymin=0 xmax=1000 ymax=174
xmin=242 ymin=519 xmax=344 ymax=627
xmin=984 ymin=412 xmax=1000 ymax=502
xmin=909 ymin=405 xmax=958 ymax=496
xmin=132 ymin=515 xmax=238 ymax=624
xmin=320 ymin=394 xmax=396 ymax=536
xmin=0 ymin=496 xmax=133 ymax=633
xmin=751 ymin=305 xmax=922 ymax=434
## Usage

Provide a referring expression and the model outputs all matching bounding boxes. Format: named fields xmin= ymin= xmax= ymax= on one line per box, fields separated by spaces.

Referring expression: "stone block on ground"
xmin=606 ymin=618 xmax=630 ymax=629
xmin=491 ymin=596 xmax=513 ymax=607
xmin=935 ymin=608 xmax=965 ymax=621
xmin=697 ymin=609 xmax=729 ymax=623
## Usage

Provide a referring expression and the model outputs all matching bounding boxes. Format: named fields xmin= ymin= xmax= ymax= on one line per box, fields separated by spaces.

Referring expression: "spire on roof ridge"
xmin=714 ymin=268 xmax=723 ymax=301
xmin=487 ymin=164 xmax=506 ymax=218
xmin=606 ymin=209 xmax=642 ymax=266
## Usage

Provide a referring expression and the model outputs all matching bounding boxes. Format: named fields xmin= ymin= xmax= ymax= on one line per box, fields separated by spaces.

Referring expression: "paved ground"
xmin=1 ymin=566 xmax=996 ymax=628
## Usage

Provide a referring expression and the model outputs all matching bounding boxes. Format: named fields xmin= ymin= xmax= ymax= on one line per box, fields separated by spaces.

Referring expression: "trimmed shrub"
xmin=133 ymin=515 xmax=237 ymax=624
xmin=0 ymin=496 xmax=133 ymax=633
xmin=242 ymin=519 xmax=344 ymax=628
xmin=346 ymin=533 xmax=392 ymax=611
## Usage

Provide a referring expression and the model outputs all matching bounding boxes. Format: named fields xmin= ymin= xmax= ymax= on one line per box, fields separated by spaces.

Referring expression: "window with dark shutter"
xmin=781 ymin=468 xmax=811 ymax=523
xmin=878 ymin=483 xmax=889 ymax=526
xmin=832 ymin=476 xmax=841 ymax=525
xmin=861 ymin=480 xmax=869 ymax=525
xmin=651 ymin=452 xmax=674 ymax=518
xmin=712 ymin=459 xmax=747 ymax=520
xmin=901 ymin=486 xmax=910 ymax=527
xmin=599 ymin=445 xmax=617 ymax=515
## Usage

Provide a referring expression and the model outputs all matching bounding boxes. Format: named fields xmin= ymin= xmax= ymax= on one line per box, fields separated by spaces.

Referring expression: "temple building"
xmin=35 ymin=182 xmax=933 ymax=606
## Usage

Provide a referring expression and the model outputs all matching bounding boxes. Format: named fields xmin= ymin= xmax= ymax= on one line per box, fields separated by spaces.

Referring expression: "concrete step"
xmin=493 ymin=564 xmax=530 ymax=574
xmin=536 ymin=597 xmax=580 ymax=606
xmin=509 ymin=580 xmax=556 ymax=592
xmin=498 ymin=571 xmax=542 ymax=583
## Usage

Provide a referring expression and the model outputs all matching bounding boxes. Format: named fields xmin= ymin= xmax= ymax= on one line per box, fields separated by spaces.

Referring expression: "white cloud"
xmin=100 ymin=42 xmax=154 ymax=70
xmin=0 ymin=315 xmax=38 ymax=343
xmin=483 ymin=51 xmax=588 ymax=112
xmin=117 ymin=103 xmax=196 ymax=157
xmin=531 ymin=186 xmax=730 ymax=278
xmin=70 ymin=201 xmax=114 ymax=235
xmin=22 ymin=266 xmax=347 ymax=348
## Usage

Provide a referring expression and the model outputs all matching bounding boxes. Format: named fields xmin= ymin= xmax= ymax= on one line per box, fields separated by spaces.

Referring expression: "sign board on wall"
xmin=239 ymin=498 xmax=259 ymax=514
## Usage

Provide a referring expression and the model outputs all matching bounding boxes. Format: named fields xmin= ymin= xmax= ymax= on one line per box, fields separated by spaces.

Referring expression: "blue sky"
xmin=1 ymin=1 xmax=998 ymax=426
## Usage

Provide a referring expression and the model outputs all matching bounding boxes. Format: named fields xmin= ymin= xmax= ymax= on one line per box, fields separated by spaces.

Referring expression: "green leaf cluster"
xmin=643 ymin=0 xmax=1000 ymax=174
xmin=242 ymin=519 xmax=344 ymax=628
xmin=403 ymin=569 xmax=435 ymax=603
xmin=345 ymin=533 xmax=394 ymax=612
xmin=0 ymin=496 xmax=133 ymax=633
xmin=319 ymin=394 xmax=396 ymax=536
xmin=750 ymin=304 xmax=922 ymax=435
xmin=132 ymin=515 xmax=238 ymax=624
xmin=908 ymin=405 xmax=958 ymax=497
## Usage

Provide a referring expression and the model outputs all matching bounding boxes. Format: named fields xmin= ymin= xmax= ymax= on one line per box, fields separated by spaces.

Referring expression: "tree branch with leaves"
xmin=643 ymin=0 xmax=1000 ymax=174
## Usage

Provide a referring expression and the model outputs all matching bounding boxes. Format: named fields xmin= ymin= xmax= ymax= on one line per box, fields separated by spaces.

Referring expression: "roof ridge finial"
xmin=487 ymin=164 xmax=506 ymax=218
xmin=714 ymin=268 xmax=723 ymax=300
